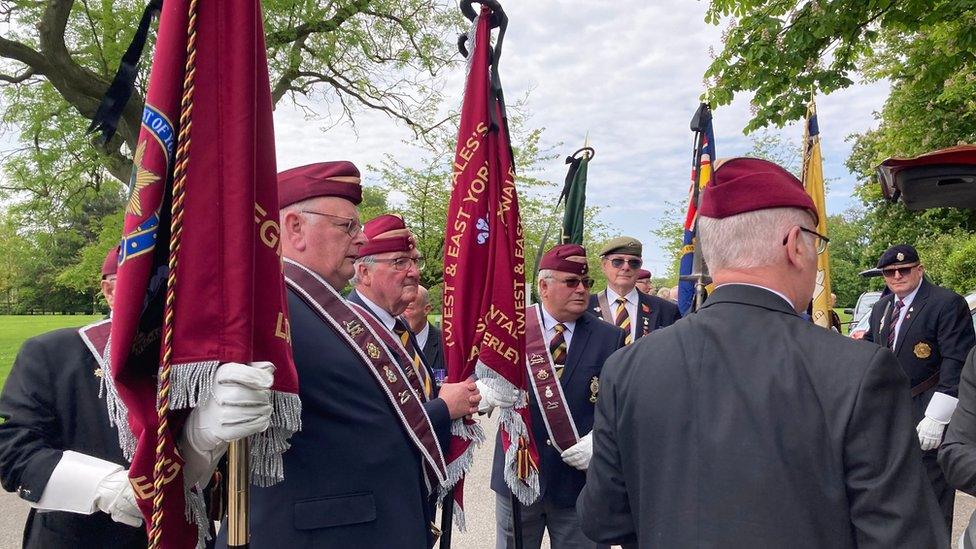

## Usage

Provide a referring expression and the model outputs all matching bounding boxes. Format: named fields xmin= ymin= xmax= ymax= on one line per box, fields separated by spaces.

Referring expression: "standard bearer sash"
xmin=284 ymin=259 xmax=447 ymax=490
xmin=597 ymin=291 xmax=614 ymax=324
xmin=525 ymin=305 xmax=580 ymax=453
xmin=348 ymin=303 xmax=430 ymax=403
xmin=79 ymin=318 xmax=112 ymax=367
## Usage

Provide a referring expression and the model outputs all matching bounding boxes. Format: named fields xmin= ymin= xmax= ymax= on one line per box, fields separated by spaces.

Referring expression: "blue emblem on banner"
xmin=119 ymin=212 xmax=159 ymax=265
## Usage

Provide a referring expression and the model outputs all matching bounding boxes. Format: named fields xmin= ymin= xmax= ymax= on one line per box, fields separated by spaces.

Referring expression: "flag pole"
xmin=227 ymin=439 xmax=250 ymax=548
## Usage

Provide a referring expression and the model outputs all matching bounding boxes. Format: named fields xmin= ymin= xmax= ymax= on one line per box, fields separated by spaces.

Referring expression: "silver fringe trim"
xmin=168 ymin=360 xmax=221 ymax=410
xmin=99 ymin=340 xmax=137 ymax=460
xmin=250 ymin=390 xmax=302 ymax=487
xmin=184 ymin=485 xmax=212 ymax=549
xmin=464 ymin=15 xmax=479 ymax=76
xmin=477 ymin=363 xmax=539 ymax=507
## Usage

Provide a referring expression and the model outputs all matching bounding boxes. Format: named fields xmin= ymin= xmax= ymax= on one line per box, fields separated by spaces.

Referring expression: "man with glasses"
xmin=493 ymin=244 xmax=625 ymax=549
xmin=588 ymin=237 xmax=680 ymax=344
xmin=863 ymin=244 xmax=975 ymax=532
xmin=579 ymin=158 xmax=945 ymax=547
xmin=241 ymin=162 xmax=470 ymax=547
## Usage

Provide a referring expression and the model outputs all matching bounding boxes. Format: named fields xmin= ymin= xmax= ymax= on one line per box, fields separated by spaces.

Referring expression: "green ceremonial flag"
xmin=560 ymin=153 xmax=589 ymax=244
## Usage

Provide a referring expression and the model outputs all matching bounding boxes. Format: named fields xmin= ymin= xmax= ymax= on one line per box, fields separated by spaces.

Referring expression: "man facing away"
xmin=493 ymin=244 xmax=626 ymax=549
xmin=578 ymin=157 xmax=946 ymax=548
xmin=403 ymin=286 xmax=445 ymax=383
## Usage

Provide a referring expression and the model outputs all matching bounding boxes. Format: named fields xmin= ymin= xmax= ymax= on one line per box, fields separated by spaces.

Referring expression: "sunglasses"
xmin=608 ymin=258 xmax=642 ymax=270
xmin=881 ymin=264 xmax=918 ymax=278
xmin=547 ymin=276 xmax=595 ymax=289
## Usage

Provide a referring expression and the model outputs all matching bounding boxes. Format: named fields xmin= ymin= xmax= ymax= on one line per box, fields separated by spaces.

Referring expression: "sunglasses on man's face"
xmin=881 ymin=264 xmax=918 ymax=278
xmin=608 ymin=258 xmax=642 ymax=270
xmin=548 ymin=276 xmax=595 ymax=289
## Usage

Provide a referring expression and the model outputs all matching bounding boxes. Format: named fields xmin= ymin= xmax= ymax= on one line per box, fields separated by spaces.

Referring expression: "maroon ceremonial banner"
xmin=108 ymin=0 xmax=299 ymax=545
xmin=442 ymin=4 xmax=539 ymax=526
xmin=524 ymin=306 xmax=580 ymax=453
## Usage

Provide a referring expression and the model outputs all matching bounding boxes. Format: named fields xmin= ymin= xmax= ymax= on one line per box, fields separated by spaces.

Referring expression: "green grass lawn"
xmin=0 ymin=315 xmax=102 ymax=390
xmin=836 ymin=308 xmax=852 ymax=336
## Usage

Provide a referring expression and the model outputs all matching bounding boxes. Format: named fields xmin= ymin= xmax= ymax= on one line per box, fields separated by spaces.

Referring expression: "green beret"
xmin=599 ymin=236 xmax=642 ymax=257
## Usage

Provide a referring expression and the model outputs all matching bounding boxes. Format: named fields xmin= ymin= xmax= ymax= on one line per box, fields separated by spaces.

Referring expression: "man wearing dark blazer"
xmin=588 ymin=237 xmax=679 ymax=344
xmin=863 ymin=244 xmax=975 ymax=531
xmin=492 ymin=244 xmax=626 ymax=549
xmin=579 ymin=158 xmax=945 ymax=548
xmin=403 ymin=286 xmax=445 ymax=383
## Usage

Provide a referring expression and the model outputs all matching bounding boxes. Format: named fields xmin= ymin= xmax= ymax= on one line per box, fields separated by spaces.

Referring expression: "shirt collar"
xmin=716 ymin=283 xmax=795 ymax=310
xmin=539 ymin=303 xmax=576 ymax=334
xmin=357 ymin=292 xmax=397 ymax=330
xmin=606 ymin=286 xmax=639 ymax=305
xmin=416 ymin=322 xmax=430 ymax=344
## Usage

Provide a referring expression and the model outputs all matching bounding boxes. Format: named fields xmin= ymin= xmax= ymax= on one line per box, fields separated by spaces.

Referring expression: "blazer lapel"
xmin=561 ymin=315 xmax=590 ymax=386
xmin=895 ymin=281 xmax=930 ymax=356
xmin=638 ymin=294 xmax=654 ymax=335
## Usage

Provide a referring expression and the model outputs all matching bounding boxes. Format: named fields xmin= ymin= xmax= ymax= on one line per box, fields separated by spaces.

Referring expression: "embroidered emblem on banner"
xmin=544 ymin=386 xmax=553 ymax=399
xmin=367 ymin=342 xmax=381 ymax=359
xmin=589 ymin=376 xmax=600 ymax=403
xmin=344 ymin=320 xmax=365 ymax=338
xmin=399 ymin=390 xmax=410 ymax=404
xmin=383 ymin=365 xmax=398 ymax=383
xmin=536 ymin=368 xmax=549 ymax=380
xmin=914 ymin=342 xmax=932 ymax=359
xmin=529 ymin=353 xmax=545 ymax=366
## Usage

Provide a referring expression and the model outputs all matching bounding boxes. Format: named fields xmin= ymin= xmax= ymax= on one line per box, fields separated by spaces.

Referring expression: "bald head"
xmin=404 ymin=285 xmax=433 ymax=333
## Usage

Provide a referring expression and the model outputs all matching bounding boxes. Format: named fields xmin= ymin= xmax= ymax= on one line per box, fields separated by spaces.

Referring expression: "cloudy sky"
xmin=275 ymin=1 xmax=890 ymax=275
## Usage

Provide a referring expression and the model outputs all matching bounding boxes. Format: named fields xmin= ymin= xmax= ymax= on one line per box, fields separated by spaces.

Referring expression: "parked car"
xmin=845 ymin=291 xmax=882 ymax=326
xmin=849 ymin=313 xmax=872 ymax=340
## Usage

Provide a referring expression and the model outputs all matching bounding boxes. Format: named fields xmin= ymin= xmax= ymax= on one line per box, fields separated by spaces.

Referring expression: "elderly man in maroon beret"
xmin=492 ymin=244 xmax=625 ymax=549
xmin=233 ymin=162 xmax=462 ymax=547
xmin=578 ymin=157 xmax=946 ymax=547
xmin=634 ymin=269 xmax=654 ymax=295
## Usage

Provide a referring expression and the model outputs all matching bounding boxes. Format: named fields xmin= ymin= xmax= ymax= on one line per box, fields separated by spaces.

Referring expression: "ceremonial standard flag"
xmin=678 ymin=103 xmax=716 ymax=316
xmin=442 ymin=3 xmax=539 ymax=526
xmin=803 ymin=98 xmax=833 ymax=328
xmin=560 ymin=151 xmax=589 ymax=245
xmin=108 ymin=0 xmax=299 ymax=545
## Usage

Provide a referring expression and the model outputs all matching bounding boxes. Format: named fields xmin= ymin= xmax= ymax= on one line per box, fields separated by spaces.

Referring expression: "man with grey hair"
xmin=578 ymin=157 xmax=945 ymax=547
xmin=403 ymin=286 xmax=446 ymax=382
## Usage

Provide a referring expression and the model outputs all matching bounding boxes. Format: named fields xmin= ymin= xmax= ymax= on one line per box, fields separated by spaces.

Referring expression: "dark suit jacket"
xmin=588 ymin=288 xmax=680 ymax=339
xmin=421 ymin=323 xmax=445 ymax=376
xmin=240 ymin=289 xmax=445 ymax=548
xmin=491 ymin=308 xmax=626 ymax=507
xmin=0 ymin=328 xmax=146 ymax=548
xmin=578 ymin=284 xmax=946 ymax=548
xmin=863 ymin=278 xmax=975 ymax=421
xmin=940 ymin=348 xmax=976 ymax=510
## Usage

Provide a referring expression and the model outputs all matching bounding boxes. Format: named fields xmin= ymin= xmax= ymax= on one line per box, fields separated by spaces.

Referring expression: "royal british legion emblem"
xmin=914 ymin=342 xmax=932 ymax=359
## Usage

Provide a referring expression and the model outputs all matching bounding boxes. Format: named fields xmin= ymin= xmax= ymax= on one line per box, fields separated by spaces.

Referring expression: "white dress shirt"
xmin=605 ymin=287 xmax=639 ymax=340
xmin=539 ymin=304 xmax=576 ymax=352
xmin=356 ymin=292 xmax=397 ymax=331
xmin=415 ymin=322 xmax=430 ymax=350
xmin=892 ymin=281 xmax=922 ymax=349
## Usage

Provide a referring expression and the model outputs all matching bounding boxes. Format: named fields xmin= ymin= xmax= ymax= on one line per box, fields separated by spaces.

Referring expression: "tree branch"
xmin=266 ymin=0 xmax=369 ymax=47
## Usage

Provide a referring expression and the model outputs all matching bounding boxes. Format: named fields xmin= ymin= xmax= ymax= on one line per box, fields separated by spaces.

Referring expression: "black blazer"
xmin=490 ymin=308 xmax=626 ymax=507
xmin=588 ymin=288 xmax=680 ymax=339
xmin=421 ymin=323 xmax=445 ymax=376
xmin=863 ymin=279 xmax=974 ymax=420
xmin=0 ymin=328 xmax=146 ymax=548
xmin=239 ymin=289 xmax=445 ymax=548
xmin=578 ymin=284 xmax=946 ymax=548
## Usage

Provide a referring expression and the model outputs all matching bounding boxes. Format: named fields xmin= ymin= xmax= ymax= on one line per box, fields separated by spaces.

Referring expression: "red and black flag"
xmin=442 ymin=0 xmax=539 ymax=528
xmin=107 ymin=0 xmax=299 ymax=545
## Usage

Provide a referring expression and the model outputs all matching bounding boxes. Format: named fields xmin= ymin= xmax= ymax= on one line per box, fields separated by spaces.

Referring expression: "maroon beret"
xmin=700 ymin=157 xmax=818 ymax=223
xmin=636 ymin=269 xmax=652 ymax=280
xmin=101 ymin=246 xmax=120 ymax=278
xmin=539 ymin=244 xmax=589 ymax=276
xmin=278 ymin=161 xmax=362 ymax=207
xmin=358 ymin=214 xmax=416 ymax=258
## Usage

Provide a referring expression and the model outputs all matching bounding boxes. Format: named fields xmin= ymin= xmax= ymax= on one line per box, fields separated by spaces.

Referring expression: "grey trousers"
xmin=494 ymin=492 xmax=603 ymax=549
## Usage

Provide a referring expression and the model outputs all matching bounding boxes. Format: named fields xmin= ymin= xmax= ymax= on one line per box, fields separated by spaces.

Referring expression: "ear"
xmin=281 ymin=210 xmax=306 ymax=252
xmin=356 ymin=262 xmax=372 ymax=287
xmin=783 ymin=226 xmax=807 ymax=268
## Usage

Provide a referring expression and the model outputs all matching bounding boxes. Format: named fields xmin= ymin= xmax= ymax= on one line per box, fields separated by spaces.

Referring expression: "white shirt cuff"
xmin=31 ymin=451 xmax=122 ymax=514
xmin=925 ymin=392 xmax=959 ymax=424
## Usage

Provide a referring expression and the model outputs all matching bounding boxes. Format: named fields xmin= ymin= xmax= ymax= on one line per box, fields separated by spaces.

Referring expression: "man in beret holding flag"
xmin=579 ymin=158 xmax=945 ymax=547
xmin=244 ymin=162 xmax=454 ymax=547
xmin=589 ymin=237 xmax=680 ymax=344
xmin=493 ymin=244 xmax=625 ymax=548
xmin=863 ymin=244 xmax=975 ymax=532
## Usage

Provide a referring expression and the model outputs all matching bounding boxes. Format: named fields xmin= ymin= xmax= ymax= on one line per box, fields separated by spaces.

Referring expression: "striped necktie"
xmin=393 ymin=319 xmax=433 ymax=399
xmin=615 ymin=296 xmax=633 ymax=345
xmin=549 ymin=323 xmax=568 ymax=377
xmin=887 ymin=299 xmax=905 ymax=349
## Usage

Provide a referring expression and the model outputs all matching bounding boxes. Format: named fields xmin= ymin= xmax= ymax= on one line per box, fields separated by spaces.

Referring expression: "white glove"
xmin=94 ymin=469 xmax=143 ymax=527
xmin=181 ymin=361 xmax=274 ymax=486
xmin=560 ymin=433 xmax=593 ymax=470
xmin=917 ymin=392 xmax=959 ymax=451
xmin=475 ymin=379 xmax=518 ymax=414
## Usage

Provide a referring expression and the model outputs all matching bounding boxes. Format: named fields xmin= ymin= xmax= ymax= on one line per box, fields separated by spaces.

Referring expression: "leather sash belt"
xmin=911 ymin=371 xmax=941 ymax=398
xmin=78 ymin=318 xmax=112 ymax=366
xmin=284 ymin=260 xmax=447 ymax=489
xmin=525 ymin=305 xmax=580 ymax=453
xmin=597 ymin=291 xmax=614 ymax=324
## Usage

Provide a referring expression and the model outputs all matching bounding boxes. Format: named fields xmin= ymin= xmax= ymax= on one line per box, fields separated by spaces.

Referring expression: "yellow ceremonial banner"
xmin=803 ymin=98 xmax=833 ymax=329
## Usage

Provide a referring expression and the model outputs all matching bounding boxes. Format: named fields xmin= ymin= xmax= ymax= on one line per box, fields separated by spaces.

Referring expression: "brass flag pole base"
xmin=227 ymin=438 xmax=250 ymax=548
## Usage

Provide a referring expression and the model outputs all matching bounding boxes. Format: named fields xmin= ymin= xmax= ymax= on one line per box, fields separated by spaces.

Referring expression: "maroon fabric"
xmin=277 ymin=161 xmax=362 ymax=207
xmin=636 ymin=269 xmax=652 ymax=280
xmin=539 ymin=244 xmax=588 ymax=275
xmin=101 ymin=246 xmax=120 ymax=278
xmin=109 ymin=0 xmax=298 ymax=543
xmin=358 ymin=214 xmax=416 ymax=257
xmin=700 ymin=157 xmax=819 ymax=223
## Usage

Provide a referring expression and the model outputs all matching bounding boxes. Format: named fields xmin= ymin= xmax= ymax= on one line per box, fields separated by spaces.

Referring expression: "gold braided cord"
xmin=148 ymin=0 xmax=199 ymax=546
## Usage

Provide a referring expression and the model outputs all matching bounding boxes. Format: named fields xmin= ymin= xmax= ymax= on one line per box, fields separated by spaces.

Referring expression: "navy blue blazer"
xmin=588 ymin=289 xmax=680 ymax=340
xmin=490 ymin=308 xmax=626 ymax=507
xmin=236 ymin=289 xmax=444 ymax=548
